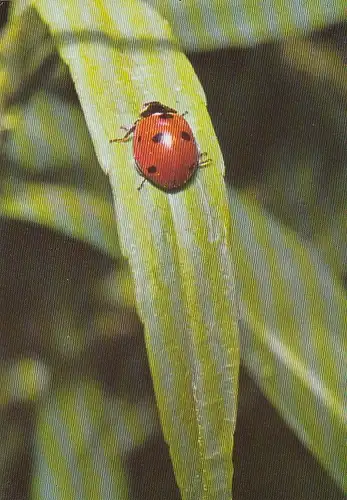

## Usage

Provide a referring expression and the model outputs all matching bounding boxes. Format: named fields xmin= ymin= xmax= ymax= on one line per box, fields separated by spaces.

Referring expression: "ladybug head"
xmin=140 ymin=101 xmax=177 ymax=118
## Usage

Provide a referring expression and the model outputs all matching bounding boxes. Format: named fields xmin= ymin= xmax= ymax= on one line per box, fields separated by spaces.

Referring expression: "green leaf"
xmin=144 ymin=0 xmax=347 ymax=51
xmin=21 ymin=1 xmax=240 ymax=498
xmin=32 ymin=382 xmax=130 ymax=499
xmin=228 ymin=189 xmax=347 ymax=491
xmin=280 ymin=39 xmax=347 ymax=278
xmin=0 ymin=359 xmax=50 ymax=406
xmin=221 ymin=40 xmax=347 ymax=489
xmin=0 ymin=7 xmax=120 ymax=258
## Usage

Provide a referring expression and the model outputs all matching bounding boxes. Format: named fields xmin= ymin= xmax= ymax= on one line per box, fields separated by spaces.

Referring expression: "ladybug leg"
xmin=199 ymin=158 xmax=212 ymax=168
xmin=137 ymin=178 xmax=147 ymax=191
xmin=134 ymin=161 xmax=147 ymax=191
xmin=109 ymin=123 xmax=136 ymax=143
xmin=198 ymin=152 xmax=212 ymax=168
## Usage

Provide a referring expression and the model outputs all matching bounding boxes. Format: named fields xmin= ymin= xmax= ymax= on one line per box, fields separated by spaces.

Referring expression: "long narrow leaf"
xmin=144 ymin=0 xmax=347 ymax=51
xmin=26 ymin=1 xmax=240 ymax=498
xmin=0 ymin=8 xmax=120 ymax=258
xmin=228 ymin=189 xmax=347 ymax=491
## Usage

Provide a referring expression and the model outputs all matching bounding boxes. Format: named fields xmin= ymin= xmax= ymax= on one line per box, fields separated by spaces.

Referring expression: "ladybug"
xmin=110 ymin=101 xmax=210 ymax=191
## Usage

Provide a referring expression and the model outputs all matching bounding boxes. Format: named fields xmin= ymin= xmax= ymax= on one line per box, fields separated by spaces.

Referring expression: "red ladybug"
xmin=110 ymin=101 xmax=209 ymax=191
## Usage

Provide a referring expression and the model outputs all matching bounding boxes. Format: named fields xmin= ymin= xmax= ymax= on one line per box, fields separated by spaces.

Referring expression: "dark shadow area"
xmin=0 ymin=404 xmax=33 ymax=500
xmin=233 ymin=366 xmax=345 ymax=500
xmin=0 ymin=219 xmax=113 ymax=363
xmin=0 ymin=1 xmax=9 ymax=31
xmin=86 ymin=332 xmax=153 ymax=402
xmin=188 ymin=41 xmax=345 ymax=190
xmin=126 ymin=436 xmax=181 ymax=500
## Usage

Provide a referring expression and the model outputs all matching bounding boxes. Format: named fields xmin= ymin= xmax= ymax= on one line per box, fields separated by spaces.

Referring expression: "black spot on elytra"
xmin=159 ymin=113 xmax=174 ymax=119
xmin=148 ymin=165 xmax=157 ymax=174
xmin=137 ymin=136 xmax=141 ymax=142
xmin=152 ymin=133 xmax=163 ymax=143
xmin=181 ymin=131 xmax=191 ymax=141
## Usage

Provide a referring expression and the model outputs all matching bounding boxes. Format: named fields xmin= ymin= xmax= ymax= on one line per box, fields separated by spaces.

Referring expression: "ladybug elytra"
xmin=110 ymin=101 xmax=210 ymax=191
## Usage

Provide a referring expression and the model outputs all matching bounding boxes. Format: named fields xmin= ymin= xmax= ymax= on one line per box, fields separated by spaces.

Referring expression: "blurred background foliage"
xmin=0 ymin=1 xmax=346 ymax=499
